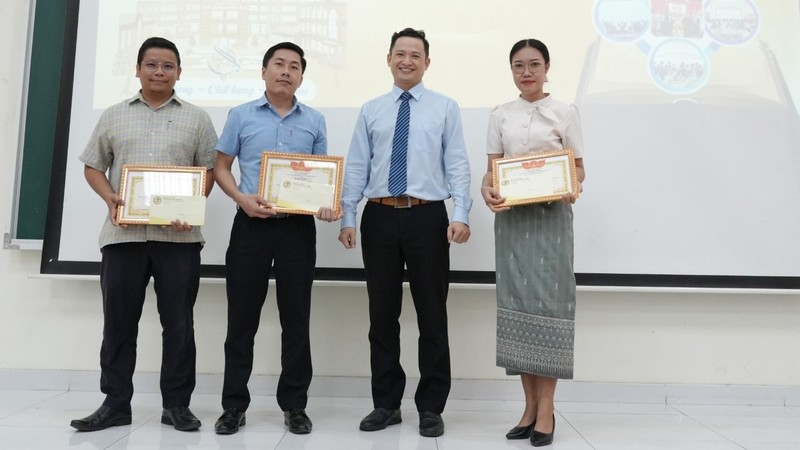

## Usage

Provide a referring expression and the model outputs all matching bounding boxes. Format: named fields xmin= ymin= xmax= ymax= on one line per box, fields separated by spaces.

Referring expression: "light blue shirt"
xmin=216 ymin=94 xmax=327 ymax=195
xmin=341 ymin=83 xmax=472 ymax=228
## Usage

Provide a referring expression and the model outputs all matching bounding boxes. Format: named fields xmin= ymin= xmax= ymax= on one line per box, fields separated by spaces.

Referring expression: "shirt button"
xmin=522 ymin=123 xmax=528 ymax=128
xmin=522 ymin=140 xmax=528 ymax=145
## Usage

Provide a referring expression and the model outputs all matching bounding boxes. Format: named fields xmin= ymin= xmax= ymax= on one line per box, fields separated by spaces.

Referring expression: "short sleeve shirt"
xmin=80 ymin=92 xmax=218 ymax=248
xmin=486 ymin=95 xmax=584 ymax=158
xmin=216 ymin=94 xmax=327 ymax=195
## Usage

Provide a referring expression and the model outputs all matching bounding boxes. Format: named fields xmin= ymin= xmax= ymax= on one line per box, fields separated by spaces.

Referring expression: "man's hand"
xmin=165 ymin=220 xmax=193 ymax=232
xmin=237 ymin=194 xmax=278 ymax=219
xmin=105 ymin=193 xmax=127 ymax=227
xmin=447 ymin=221 xmax=470 ymax=244
xmin=339 ymin=227 xmax=357 ymax=249
xmin=316 ymin=207 xmax=342 ymax=222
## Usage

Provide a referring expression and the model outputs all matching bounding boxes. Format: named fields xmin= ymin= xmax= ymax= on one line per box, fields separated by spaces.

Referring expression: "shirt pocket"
xmin=410 ymin=122 xmax=442 ymax=155
xmin=165 ymin=121 xmax=199 ymax=163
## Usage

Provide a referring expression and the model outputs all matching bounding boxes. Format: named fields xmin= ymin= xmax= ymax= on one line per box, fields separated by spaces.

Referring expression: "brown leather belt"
xmin=369 ymin=196 xmax=434 ymax=208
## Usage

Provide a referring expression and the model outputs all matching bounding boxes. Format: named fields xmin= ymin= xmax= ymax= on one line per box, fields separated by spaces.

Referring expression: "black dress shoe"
xmin=70 ymin=405 xmax=132 ymax=432
xmin=418 ymin=411 xmax=444 ymax=437
xmin=284 ymin=408 xmax=312 ymax=434
xmin=215 ymin=408 xmax=246 ymax=435
xmin=505 ymin=423 xmax=533 ymax=439
xmin=359 ymin=407 xmax=402 ymax=431
xmin=531 ymin=414 xmax=555 ymax=447
xmin=161 ymin=406 xmax=201 ymax=431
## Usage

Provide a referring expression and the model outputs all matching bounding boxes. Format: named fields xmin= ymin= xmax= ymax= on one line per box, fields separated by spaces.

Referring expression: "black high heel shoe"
xmin=530 ymin=414 xmax=555 ymax=447
xmin=505 ymin=422 xmax=534 ymax=439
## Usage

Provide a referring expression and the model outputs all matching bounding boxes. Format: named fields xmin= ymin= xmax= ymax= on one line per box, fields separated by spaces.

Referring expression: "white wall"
xmin=3 ymin=0 xmax=800 ymax=387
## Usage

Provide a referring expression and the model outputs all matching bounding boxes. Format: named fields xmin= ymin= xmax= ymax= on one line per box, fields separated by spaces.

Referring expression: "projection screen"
xmin=41 ymin=0 xmax=800 ymax=287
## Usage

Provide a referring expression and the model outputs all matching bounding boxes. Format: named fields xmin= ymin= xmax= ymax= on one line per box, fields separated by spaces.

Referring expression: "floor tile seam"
xmin=584 ymin=438 xmax=749 ymax=447
xmin=0 ymin=391 xmax=70 ymax=425
xmin=103 ymin=432 xmax=132 ymax=450
xmin=559 ymin=408 xmax=742 ymax=443
xmin=669 ymin=404 xmax=800 ymax=419
xmin=670 ymin=409 xmax=752 ymax=449
xmin=555 ymin=410 xmax=598 ymax=449
xmin=100 ymin=415 xmax=160 ymax=449
xmin=272 ymin=428 xmax=289 ymax=450
xmin=557 ymin=410 xmax=687 ymax=416
xmin=10 ymin=389 xmax=69 ymax=417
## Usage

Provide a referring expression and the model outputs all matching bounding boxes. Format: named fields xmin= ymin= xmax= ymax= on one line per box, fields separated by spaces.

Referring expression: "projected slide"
xmin=50 ymin=0 xmax=800 ymax=282
xmin=89 ymin=0 xmax=599 ymax=109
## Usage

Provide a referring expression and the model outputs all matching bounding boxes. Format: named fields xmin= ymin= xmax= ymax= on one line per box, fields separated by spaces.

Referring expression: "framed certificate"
xmin=258 ymin=152 xmax=344 ymax=215
xmin=117 ymin=165 xmax=207 ymax=224
xmin=492 ymin=149 xmax=579 ymax=207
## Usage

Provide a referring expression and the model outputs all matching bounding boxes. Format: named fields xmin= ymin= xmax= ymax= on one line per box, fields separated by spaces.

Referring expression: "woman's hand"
xmin=561 ymin=181 xmax=582 ymax=204
xmin=481 ymin=184 xmax=511 ymax=213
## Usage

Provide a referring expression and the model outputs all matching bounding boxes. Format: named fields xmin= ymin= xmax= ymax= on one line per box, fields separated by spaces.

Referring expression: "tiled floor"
xmin=2 ymin=389 xmax=800 ymax=449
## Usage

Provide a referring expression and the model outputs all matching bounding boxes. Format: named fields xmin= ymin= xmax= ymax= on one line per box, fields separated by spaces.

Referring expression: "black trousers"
xmin=360 ymin=201 xmax=451 ymax=414
xmin=221 ymin=210 xmax=316 ymax=411
xmin=99 ymin=241 xmax=201 ymax=412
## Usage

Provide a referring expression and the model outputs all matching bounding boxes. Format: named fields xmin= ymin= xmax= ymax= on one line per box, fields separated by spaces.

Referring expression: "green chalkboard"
xmin=16 ymin=0 xmax=69 ymax=240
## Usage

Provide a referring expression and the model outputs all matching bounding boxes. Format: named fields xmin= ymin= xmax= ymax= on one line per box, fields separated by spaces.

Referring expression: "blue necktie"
xmin=388 ymin=91 xmax=412 ymax=196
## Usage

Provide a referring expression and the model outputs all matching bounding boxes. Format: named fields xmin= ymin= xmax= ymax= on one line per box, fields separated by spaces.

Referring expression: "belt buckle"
xmin=393 ymin=196 xmax=413 ymax=209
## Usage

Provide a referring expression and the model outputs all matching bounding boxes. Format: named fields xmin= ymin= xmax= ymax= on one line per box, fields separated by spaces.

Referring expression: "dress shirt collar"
xmin=129 ymin=90 xmax=182 ymax=109
xmin=258 ymin=92 xmax=301 ymax=116
xmin=391 ymin=82 xmax=425 ymax=102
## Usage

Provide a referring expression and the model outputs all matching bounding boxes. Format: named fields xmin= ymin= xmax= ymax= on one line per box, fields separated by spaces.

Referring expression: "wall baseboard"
xmin=2 ymin=369 xmax=799 ymax=406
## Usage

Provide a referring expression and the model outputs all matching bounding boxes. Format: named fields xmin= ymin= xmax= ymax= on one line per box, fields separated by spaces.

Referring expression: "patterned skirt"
xmin=494 ymin=202 xmax=575 ymax=379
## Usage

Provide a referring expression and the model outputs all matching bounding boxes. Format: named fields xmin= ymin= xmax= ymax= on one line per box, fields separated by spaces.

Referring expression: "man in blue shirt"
xmin=338 ymin=28 xmax=472 ymax=438
xmin=212 ymin=42 xmax=335 ymax=436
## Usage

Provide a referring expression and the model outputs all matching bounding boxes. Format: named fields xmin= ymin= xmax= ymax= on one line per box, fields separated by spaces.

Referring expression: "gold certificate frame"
xmin=257 ymin=152 xmax=344 ymax=215
xmin=117 ymin=165 xmax=207 ymax=224
xmin=492 ymin=149 xmax=578 ymax=207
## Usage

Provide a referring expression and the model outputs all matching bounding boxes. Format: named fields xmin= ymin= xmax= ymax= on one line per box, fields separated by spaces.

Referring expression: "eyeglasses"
xmin=511 ymin=61 xmax=544 ymax=75
xmin=141 ymin=61 xmax=178 ymax=73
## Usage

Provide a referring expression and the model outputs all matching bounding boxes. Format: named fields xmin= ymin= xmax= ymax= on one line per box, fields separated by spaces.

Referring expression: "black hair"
xmin=137 ymin=37 xmax=180 ymax=66
xmin=509 ymin=39 xmax=550 ymax=65
xmin=262 ymin=42 xmax=307 ymax=73
xmin=390 ymin=28 xmax=429 ymax=57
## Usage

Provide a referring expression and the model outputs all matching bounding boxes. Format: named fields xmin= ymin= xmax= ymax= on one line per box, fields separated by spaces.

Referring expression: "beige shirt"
xmin=80 ymin=92 xmax=218 ymax=248
xmin=486 ymin=94 xmax=584 ymax=158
